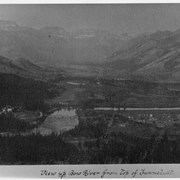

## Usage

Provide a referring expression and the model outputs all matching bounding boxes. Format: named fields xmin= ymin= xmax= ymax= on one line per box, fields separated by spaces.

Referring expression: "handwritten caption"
xmin=40 ymin=168 xmax=174 ymax=178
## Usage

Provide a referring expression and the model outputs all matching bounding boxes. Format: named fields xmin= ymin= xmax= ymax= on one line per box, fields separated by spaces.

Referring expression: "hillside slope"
xmin=106 ymin=30 xmax=180 ymax=82
xmin=0 ymin=55 xmax=54 ymax=80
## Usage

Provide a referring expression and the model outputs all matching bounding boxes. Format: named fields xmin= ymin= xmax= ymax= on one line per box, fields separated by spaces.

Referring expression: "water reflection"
xmin=34 ymin=109 xmax=78 ymax=135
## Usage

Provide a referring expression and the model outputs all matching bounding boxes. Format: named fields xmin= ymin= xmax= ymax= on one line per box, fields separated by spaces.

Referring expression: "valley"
xmin=1 ymin=70 xmax=180 ymax=164
xmin=1 ymin=18 xmax=180 ymax=164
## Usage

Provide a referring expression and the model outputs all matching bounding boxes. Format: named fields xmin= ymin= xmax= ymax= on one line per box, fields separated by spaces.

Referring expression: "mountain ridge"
xmin=105 ymin=29 xmax=180 ymax=82
xmin=0 ymin=20 xmax=130 ymax=65
xmin=2 ymin=20 xmax=180 ymax=82
xmin=0 ymin=55 xmax=53 ymax=80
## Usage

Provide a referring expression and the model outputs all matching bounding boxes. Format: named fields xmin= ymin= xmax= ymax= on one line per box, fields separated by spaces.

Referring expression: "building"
xmin=2 ymin=106 xmax=13 ymax=114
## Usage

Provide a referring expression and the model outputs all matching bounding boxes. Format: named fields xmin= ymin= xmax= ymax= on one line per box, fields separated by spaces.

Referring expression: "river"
xmin=34 ymin=106 xmax=180 ymax=135
xmin=32 ymin=109 xmax=79 ymax=135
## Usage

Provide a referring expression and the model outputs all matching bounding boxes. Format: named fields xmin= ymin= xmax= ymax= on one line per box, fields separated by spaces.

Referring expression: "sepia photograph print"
xmin=1 ymin=3 xmax=180 ymax=178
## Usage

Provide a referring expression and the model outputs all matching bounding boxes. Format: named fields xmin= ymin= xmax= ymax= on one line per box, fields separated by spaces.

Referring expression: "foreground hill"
xmin=0 ymin=73 xmax=57 ymax=110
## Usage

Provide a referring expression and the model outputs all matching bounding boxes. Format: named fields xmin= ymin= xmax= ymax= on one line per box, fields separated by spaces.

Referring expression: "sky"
xmin=0 ymin=4 xmax=180 ymax=36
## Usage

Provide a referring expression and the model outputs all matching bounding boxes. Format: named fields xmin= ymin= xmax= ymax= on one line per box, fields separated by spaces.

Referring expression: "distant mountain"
xmin=69 ymin=29 xmax=131 ymax=64
xmin=0 ymin=20 xmax=19 ymax=31
xmin=106 ymin=30 xmax=180 ymax=82
xmin=0 ymin=20 xmax=130 ymax=66
xmin=3 ymin=20 xmax=180 ymax=82
xmin=0 ymin=56 xmax=28 ymax=76
xmin=14 ymin=58 xmax=45 ymax=72
xmin=0 ymin=55 xmax=52 ymax=80
xmin=40 ymin=26 xmax=70 ymax=38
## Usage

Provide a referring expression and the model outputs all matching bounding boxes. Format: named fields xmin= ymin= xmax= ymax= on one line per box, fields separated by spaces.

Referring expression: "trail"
xmin=94 ymin=107 xmax=180 ymax=111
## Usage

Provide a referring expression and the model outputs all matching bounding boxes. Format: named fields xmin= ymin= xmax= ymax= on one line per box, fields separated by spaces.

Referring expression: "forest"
xmin=0 ymin=73 xmax=58 ymax=111
xmin=0 ymin=113 xmax=35 ymax=133
xmin=0 ymin=132 xmax=179 ymax=164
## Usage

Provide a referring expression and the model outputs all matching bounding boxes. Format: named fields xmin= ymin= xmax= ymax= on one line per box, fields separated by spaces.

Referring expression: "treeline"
xmin=83 ymin=138 xmax=127 ymax=164
xmin=124 ymin=133 xmax=180 ymax=163
xmin=0 ymin=133 xmax=79 ymax=164
xmin=63 ymin=111 xmax=109 ymax=138
xmin=81 ymin=133 xmax=180 ymax=164
xmin=0 ymin=132 xmax=179 ymax=164
xmin=0 ymin=113 xmax=35 ymax=133
xmin=0 ymin=73 xmax=58 ymax=111
xmin=64 ymin=121 xmax=106 ymax=138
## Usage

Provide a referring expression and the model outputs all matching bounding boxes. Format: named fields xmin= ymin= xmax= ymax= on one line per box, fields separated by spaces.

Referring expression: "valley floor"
xmin=1 ymin=74 xmax=180 ymax=164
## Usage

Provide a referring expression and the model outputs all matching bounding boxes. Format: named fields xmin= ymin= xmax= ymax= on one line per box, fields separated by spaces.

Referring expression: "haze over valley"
xmin=2 ymin=19 xmax=180 ymax=82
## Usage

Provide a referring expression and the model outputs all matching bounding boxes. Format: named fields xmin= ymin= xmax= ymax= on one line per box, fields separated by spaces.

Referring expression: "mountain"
xmin=40 ymin=26 xmax=70 ymax=38
xmin=14 ymin=58 xmax=45 ymax=73
xmin=0 ymin=20 xmax=130 ymax=66
xmin=0 ymin=72 xmax=54 ymax=110
xmin=0 ymin=56 xmax=29 ymax=76
xmin=69 ymin=29 xmax=131 ymax=64
xmin=0 ymin=55 xmax=53 ymax=80
xmin=106 ymin=30 xmax=180 ymax=82
xmin=3 ymin=20 xmax=180 ymax=82
xmin=0 ymin=20 xmax=19 ymax=31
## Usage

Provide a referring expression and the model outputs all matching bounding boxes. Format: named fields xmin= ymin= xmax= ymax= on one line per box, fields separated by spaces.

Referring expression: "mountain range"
xmin=0 ymin=20 xmax=130 ymax=66
xmin=105 ymin=30 xmax=180 ymax=82
xmin=0 ymin=55 xmax=54 ymax=80
xmin=2 ymin=20 xmax=180 ymax=82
